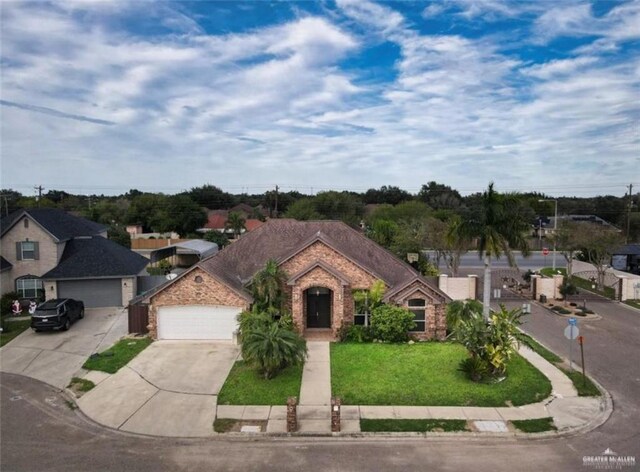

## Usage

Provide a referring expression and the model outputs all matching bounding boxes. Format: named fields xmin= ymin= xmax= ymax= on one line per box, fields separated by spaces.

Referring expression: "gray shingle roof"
xmin=1 ymin=208 xmax=106 ymax=241
xmin=198 ymin=219 xmax=441 ymax=296
xmin=0 ymin=256 xmax=12 ymax=272
xmin=42 ymin=237 xmax=148 ymax=279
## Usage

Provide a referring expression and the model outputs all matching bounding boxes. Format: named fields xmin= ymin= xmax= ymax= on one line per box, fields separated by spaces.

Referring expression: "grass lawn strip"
xmin=559 ymin=368 xmax=600 ymax=396
xmin=624 ymin=300 xmax=640 ymax=310
xmin=82 ymin=337 xmax=152 ymax=374
xmin=218 ymin=361 xmax=303 ymax=405
xmin=511 ymin=417 xmax=556 ymax=433
xmin=520 ymin=334 xmax=562 ymax=364
xmin=67 ymin=377 xmax=96 ymax=393
xmin=331 ymin=343 xmax=551 ymax=407
xmin=0 ymin=319 xmax=31 ymax=347
xmin=520 ymin=332 xmax=601 ymax=397
xmin=360 ymin=419 xmax=469 ymax=433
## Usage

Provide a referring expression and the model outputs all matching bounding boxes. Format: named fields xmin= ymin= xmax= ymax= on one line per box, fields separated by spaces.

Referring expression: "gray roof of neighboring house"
xmin=168 ymin=240 xmax=218 ymax=257
xmin=42 ymin=237 xmax=148 ymax=280
xmin=197 ymin=219 xmax=446 ymax=298
xmin=0 ymin=208 xmax=106 ymax=241
xmin=614 ymin=244 xmax=640 ymax=256
xmin=0 ymin=256 xmax=12 ymax=272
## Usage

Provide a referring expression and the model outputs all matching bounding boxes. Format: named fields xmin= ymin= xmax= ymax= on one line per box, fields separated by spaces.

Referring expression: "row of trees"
xmin=3 ymin=182 xmax=637 ymax=238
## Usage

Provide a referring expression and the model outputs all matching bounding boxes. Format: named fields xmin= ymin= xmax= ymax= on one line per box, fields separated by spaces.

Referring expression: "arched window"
xmin=16 ymin=276 xmax=43 ymax=299
xmin=407 ymin=298 xmax=426 ymax=332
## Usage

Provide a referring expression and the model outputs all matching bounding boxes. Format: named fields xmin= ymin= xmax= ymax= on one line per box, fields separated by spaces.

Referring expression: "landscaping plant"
xmin=370 ymin=304 xmax=416 ymax=342
xmin=241 ymin=322 xmax=307 ymax=380
xmin=449 ymin=303 xmax=524 ymax=382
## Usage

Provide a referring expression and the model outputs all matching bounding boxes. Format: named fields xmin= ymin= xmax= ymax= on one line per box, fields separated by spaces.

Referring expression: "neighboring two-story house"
xmin=0 ymin=208 xmax=148 ymax=307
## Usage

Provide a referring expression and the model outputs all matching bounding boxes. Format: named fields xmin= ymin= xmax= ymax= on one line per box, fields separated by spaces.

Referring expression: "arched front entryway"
xmin=305 ymin=286 xmax=332 ymax=328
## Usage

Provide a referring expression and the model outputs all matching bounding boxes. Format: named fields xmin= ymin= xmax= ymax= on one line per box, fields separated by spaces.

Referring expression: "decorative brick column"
xmin=331 ymin=397 xmax=341 ymax=433
xmin=287 ymin=396 xmax=298 ymax=433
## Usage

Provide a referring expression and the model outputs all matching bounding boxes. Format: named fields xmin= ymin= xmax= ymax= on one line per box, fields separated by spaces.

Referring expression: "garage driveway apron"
xmin=0 ymin=307 xmax=126 ymax=389
xmin=77 ymin=341 xmax=240 ymax=437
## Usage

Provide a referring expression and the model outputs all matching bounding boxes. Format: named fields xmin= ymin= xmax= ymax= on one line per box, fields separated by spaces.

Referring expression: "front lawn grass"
xmin=512 ymin=417 xmax=556 ymax=433
xmin=82 ymin=337 xmax=152 ymax=374
xmin=218 ymin=361 xmax=303 ymax=405
xmin=331 ymin=343 xmax=551 ymax=407
xmin=360 ymin=419 xmax=469 ymax=433
xmin=0 ymin=319 xmax=31 ymax=347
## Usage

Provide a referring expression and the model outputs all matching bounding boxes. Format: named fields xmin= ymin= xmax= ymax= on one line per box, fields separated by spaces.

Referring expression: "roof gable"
xmin=1 ymin=208 xmax=106 ymax=241
xmin=287 ymin=260 xmax=351 ymax=286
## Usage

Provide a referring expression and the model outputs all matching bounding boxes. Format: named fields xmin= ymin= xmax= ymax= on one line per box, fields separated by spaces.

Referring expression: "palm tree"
xmin=225 ymin=211 xmax=246 ymax=239
xmin=241 ymin=323 xmax=307 ymax=379
xmin=251 ymin=259 xmax=287 ymax=314
xmin=448 ymin=183 xmax=530 ymax=318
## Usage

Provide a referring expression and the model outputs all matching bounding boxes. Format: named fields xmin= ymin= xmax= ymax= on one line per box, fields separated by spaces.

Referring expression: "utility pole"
xmin=0 ymin=194 xmax=9 ymax=217
xmin=274 ymin=185 xmax=279 ymax=219
xmin=34 ymin=185 xmax=44 ymax=207
xmin=626 ymin=183 xmax=633 ymax=244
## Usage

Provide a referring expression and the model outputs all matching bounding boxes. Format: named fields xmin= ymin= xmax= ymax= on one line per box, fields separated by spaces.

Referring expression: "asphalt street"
xmin=425 ymin=250 xmax=564 ymax=270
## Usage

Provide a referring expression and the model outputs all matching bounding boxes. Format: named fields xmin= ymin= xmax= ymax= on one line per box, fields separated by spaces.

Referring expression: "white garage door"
xmin=157 ymin=305 xmax=241 ymax=340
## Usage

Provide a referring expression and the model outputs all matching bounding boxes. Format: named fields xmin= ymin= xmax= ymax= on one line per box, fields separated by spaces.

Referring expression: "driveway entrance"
xmin=77 ymin=341 xmax=239 ymax=437
xmin=0 ymin=307 xmax=127 ymax=389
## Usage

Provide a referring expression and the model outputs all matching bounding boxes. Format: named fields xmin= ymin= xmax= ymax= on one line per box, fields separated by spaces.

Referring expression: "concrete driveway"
xmin=77 ymin=341 xmax=239 ymax=437
xmin=0 ymin=307 xmax=127 ymax=389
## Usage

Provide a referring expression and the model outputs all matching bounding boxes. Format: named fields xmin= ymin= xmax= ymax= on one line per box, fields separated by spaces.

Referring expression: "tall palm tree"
xmin=448 ymin=183 xmax=530 ymax=318
xmin=225 ymin=211 xmax=246 ymax=239
xmin=251 ymin=259 xmax=287 ymax=314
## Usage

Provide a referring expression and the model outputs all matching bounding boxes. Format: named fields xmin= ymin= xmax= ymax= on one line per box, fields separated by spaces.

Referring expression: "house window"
xmin=24 ymin=218 xmax=29 ymax=228
xmin=21 ymin=241 xmax=36 ymax=260
xmin=408 ymin=298 xmax=426 ymax=332
xmin=16 ymin=277 xmax=43 ymax=299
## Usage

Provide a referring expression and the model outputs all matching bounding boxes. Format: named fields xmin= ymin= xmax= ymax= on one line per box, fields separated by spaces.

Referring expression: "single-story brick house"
xmin=144 ymin=219 xmax=450 ymax=341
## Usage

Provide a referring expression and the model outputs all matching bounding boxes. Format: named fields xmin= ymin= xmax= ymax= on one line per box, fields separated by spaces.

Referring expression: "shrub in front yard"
xmin=450 ymin=304 xmax=523 ymax=382
xmin=341 ymin=325 xmax=375 ymax=343
xmin=241 ymin=323 xmax=307 ymax=379
xmin=370 ymin=305 xmax=415 ymax=342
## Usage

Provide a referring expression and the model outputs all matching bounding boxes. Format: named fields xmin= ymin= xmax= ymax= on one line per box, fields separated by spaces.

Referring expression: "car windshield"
xmin=34 ymin=301 xmax=61 ymax=315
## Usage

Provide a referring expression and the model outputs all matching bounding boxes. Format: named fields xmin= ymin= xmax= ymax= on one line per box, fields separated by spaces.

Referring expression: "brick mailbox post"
xmin=286 ymin=396 xmax=298 ymax=433
xmin=331 ymin=397 xmax=341 ymax=433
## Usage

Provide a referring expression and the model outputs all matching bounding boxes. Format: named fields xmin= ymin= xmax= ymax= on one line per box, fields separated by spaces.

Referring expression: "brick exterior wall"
xmin=388 ymin=282 xmax=447 ymax=341
xmin=282 ymin=241 xmax=377 ymax=338
xmin=148 ymin=267 xmax=249 ymax=339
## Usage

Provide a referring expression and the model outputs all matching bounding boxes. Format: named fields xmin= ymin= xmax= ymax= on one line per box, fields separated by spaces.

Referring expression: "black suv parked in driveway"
xmin=31 ymin=299 xmax=85 ymax=332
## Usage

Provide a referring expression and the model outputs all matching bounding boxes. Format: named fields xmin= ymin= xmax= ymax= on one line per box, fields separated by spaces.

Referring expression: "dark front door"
xmin=306 ymin=292 xmax=331 ymax=328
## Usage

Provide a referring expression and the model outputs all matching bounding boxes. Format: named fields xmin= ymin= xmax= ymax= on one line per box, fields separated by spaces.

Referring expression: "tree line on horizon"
xmin=1 ymin=183 xmax=638 ymax=245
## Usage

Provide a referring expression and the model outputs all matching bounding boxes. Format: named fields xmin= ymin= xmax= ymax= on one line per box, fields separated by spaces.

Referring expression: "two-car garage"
xmin=156 ymin=305 xmax=241 ymax=340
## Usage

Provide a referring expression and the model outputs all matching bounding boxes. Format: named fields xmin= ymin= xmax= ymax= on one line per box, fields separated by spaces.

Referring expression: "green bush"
xmin=458 ymin=357 xmax=490 ymax=382
xmin=343 ymin=325 xmax=374 ymax=343
xmin=241 ymin=323 xmax=307 ymax=379
xmin=370 ymin=305 xmax=415 ymax=342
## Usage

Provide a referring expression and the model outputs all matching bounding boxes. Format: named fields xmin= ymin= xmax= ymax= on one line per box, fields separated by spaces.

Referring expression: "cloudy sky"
xmin=1 ymin=0 xmax=638 ymax=197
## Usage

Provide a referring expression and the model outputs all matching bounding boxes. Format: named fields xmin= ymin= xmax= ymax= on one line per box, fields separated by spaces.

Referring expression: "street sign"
xmin=568 ymin=317 xmax=577 ymax=326
xmin=542 ymin=247 xmax=549 ymax=256
xmin=565 ymin=325 xmax=579 ymax=339
xmin=565 ymin=324 xmax=579 ymax=371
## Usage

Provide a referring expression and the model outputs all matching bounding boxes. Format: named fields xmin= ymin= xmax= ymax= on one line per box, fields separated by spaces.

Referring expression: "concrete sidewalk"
xmin=217 ymin=344 xmax=609 ymax=435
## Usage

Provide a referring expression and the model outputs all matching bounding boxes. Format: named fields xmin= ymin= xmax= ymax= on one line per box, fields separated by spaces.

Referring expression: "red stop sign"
xmin=542 ymin=247 xmax=549 ymax=255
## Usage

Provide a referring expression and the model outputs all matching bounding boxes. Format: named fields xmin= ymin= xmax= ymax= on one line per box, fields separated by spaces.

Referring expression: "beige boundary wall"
xmin=438 ymin=274 xmax=477 ymax=301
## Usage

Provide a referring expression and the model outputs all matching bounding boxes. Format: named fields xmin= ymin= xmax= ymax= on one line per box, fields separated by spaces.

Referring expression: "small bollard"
xmin=331 ymin=396 xmax=341 ymax=433
xmin=286 ymin=396 xmax=298 ymax=433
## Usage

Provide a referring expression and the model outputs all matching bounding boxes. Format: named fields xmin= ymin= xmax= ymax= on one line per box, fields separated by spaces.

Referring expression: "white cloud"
xmin=0 ymin=0 xmax=637 ymax=197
